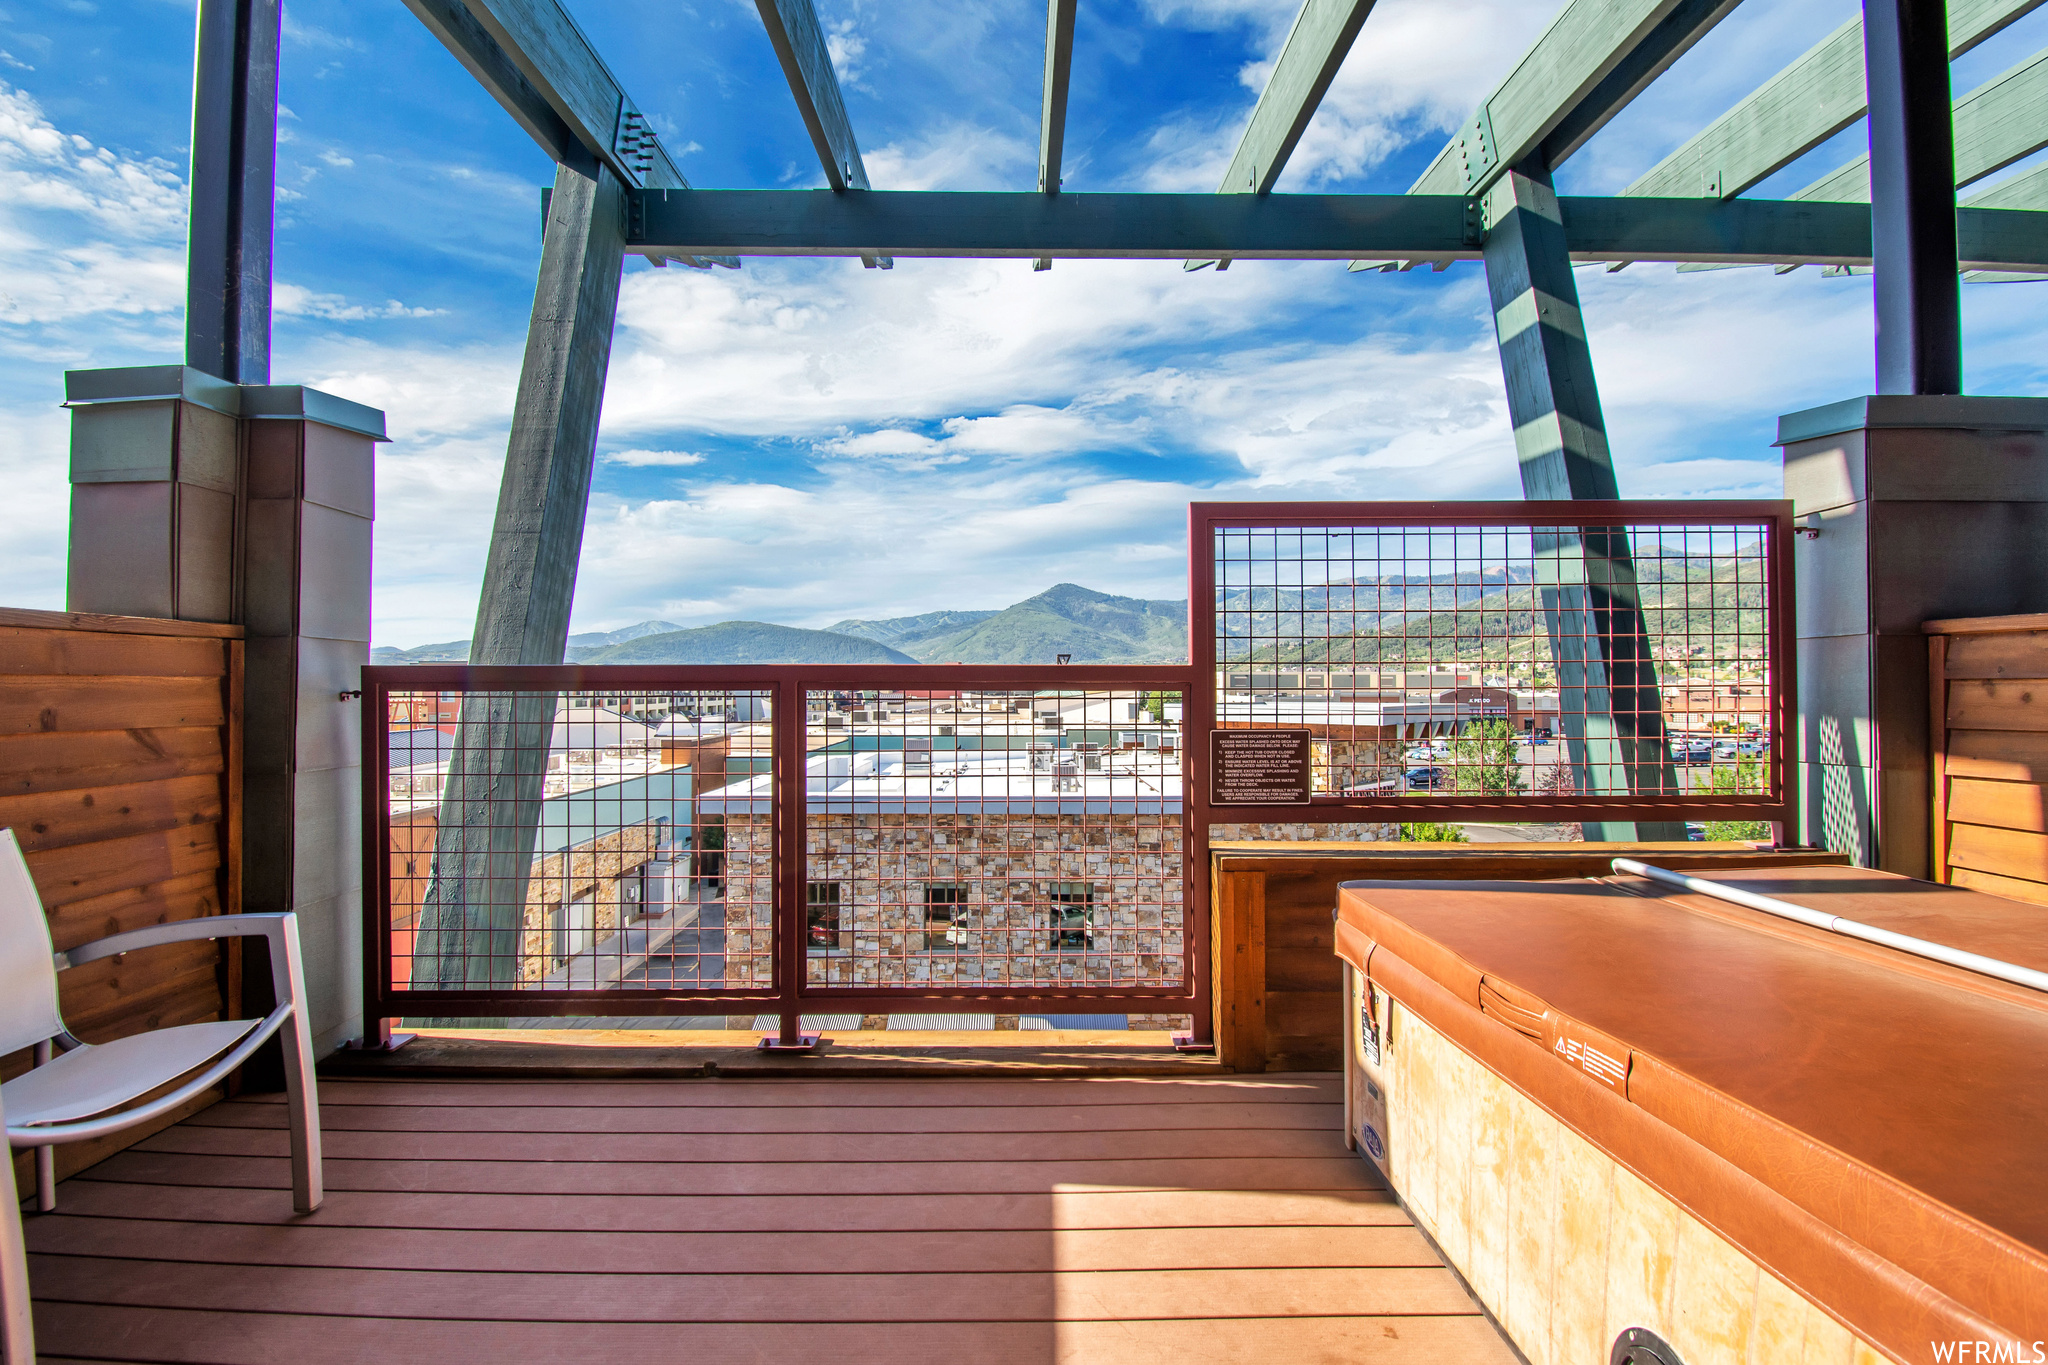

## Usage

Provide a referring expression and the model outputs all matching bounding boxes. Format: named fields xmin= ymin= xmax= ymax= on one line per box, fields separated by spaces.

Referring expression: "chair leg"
xmin=33 ymin=1147 xmax=52 ymax=1215
xmin=1 ymin=1101 xmax=38 ymax=1365
xmin=280 ymin=1006 xmax=323 ymax=1214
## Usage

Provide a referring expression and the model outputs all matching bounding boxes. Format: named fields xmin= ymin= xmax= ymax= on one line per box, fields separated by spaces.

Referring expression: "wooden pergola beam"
xmin=1220 ymin=0 xmax=1379 ymax=196
xmin=1624 ymin=0 xmax=2043 ymax=201
xmin=402 ymin=0 xmax=737 ymax=267
xmin=1794 ymin=46 xmax=2048 ymax=202
xmin=404 ymin=0 xmax=688 ymax=189
xmin=1189 ymin=0 xmax=1377 ymax=271
xmin=754 ymin=0 xmax=889 ymax=269
xmin=1409 ymin=0 xmax=1715 ymax=198
xmin=623 ymin=188 xmax=2048 ymax=270
xmin=1033 ymin=0 xmax=1078 ymax=271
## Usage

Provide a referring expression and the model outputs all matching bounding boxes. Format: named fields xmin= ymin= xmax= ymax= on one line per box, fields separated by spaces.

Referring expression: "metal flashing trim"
xmin=63 ymin=365 xmax=242 ymax=418
xmin=61 ymin=366 xmax=389 ymax=441
xmin=1775 ymin=393 xmax=2048 ymax=445
xmin=239 ymin=385 xmax=390 ymax=441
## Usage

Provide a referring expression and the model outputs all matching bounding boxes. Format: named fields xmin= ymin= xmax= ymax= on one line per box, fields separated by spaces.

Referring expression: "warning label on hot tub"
xmin=1211 ymin=729 xmax=1313 ymax=805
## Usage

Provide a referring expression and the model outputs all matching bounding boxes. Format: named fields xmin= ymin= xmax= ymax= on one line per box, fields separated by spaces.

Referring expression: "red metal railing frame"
xmin=359 ymin=663 xmax=1204 ymax=1040
xmin=1186 ymin=500 xmax=1798 ymax=830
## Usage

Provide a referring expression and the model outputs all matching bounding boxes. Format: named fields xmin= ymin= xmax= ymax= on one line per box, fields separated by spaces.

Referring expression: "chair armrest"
xmin=57 ymin=912 xmax=294 ymax=970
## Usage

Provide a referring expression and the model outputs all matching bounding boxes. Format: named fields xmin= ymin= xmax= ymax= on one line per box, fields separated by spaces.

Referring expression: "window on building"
xmin=924 ymin=885 xmax=968 ymax=951
xmin=808 ymin=881 xmax=850 ymax=952
xmin=1048 ymin=884 xmax=1094 ymax=951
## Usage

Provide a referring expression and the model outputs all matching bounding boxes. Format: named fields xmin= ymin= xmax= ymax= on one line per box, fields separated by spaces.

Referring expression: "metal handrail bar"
xmin=1612 ymin=858 xmax=2048 ymax=994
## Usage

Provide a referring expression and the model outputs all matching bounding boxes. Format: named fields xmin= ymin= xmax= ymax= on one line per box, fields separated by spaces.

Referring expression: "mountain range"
xmin=371 ymin=585 xmax=1187 ymax=666
xmin=832 ymin=584 xmax=1185 ymax=664
xmin=371 ymin=559 xmax=1757 ymax=669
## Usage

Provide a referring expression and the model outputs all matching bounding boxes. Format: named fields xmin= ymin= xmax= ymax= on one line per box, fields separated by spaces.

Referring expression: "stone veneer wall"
xmin=724 ymin=812 xmax=1184 ymax=988
xmin=721 ymin=814 xmax=1405 ymax=994
xmin=512 ymin=819 xmax=665 ymax=984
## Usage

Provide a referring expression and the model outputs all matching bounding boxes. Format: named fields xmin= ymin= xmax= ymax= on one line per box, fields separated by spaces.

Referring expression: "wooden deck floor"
xmin=23 ymin=1073 xmax=1516 ymax=1364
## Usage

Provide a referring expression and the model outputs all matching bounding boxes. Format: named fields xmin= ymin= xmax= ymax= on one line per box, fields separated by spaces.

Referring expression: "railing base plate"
xmin=757 ymin=1034 xmax=826 ymax=1052
xmin=1170 ymin=1033 xmax=1215 ymax=1054
xmin=340 ymin=1033 xmax=417 ymax=1053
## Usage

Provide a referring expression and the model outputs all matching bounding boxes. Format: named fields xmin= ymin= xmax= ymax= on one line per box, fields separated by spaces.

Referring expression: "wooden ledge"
xmin=0 ymin=606 xmax=244 ymax=638
xmin=321 ymin=1029 xmax=1223 ymax=1080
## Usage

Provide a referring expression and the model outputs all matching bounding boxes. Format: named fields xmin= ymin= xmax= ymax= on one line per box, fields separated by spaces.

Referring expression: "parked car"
xmin=1737 ymin=738 xmax=1766 ymax=756
xmin=1405 ymin=766 xmax=1449 ymax=791
xmin=1671 ymin=741 xmax=1715 ymax=765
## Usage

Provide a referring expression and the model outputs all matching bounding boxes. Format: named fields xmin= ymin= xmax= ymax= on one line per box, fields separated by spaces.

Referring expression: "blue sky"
xmin=5 ymin=0 xmax=2048 ymax=646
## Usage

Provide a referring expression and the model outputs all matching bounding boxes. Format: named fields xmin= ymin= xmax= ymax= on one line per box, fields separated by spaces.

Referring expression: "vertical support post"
xmin=1864 ymin=0 xmax=1962 ymax=396
xmin=415 ymin=161 xmax=626 ymax=997
xmin=1481 ymin=162 xmax=1685 ymax=842
xmin=187 ymin=0 xmax=281 ymax=384
xmin=769 ymin=674 xmax=817 ymax=1049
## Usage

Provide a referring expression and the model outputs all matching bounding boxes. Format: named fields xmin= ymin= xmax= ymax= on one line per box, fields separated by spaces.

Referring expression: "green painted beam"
xmin=623 ymin=188 xmax=2048 ymax=270
xmin=1624 ymin=0 xmax=2042 ymax=201
xmin=1033 ymin=0 xmax=1078 ymax=272
xmin=1793 ymin=46 xmax=2048 ymax=202
xmin=1410 ymin=0 xmax=1693 ymax=197
xmin=441 ymin=0 xmax=690 ymax=190
xmin=754 ymin=0 xmax=889 ymax=270
xmin=1966 ymin=160 xmax=2048 ymax=209
xmin=757 ymin=0 xmax=866 ymax=192
xmin=1189 ymin=0 xmax=1377 ymax=272
xmin=1220 ymin=0 xmax=1380 ymax=195
xmin=404 ymin=0 xmax=741 ymax=268
xmin=1038 ymin=0 xmax=1078 ymax=193
xmin=1535 ymin=0 xmax=1743 ymax=168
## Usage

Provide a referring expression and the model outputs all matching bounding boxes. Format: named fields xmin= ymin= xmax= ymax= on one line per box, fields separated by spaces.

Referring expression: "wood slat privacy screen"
xmin=0 ymin=607 xmax=242 ymax=1180
xmin=1928 ymin=613 xmax=2048 ymax=904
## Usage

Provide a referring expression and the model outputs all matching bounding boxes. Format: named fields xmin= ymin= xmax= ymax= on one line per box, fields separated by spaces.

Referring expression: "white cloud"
xmin=863 ymin=121 xmax=1034 ymax=191
xmin=601 ymin=448 xmax=707 ymax=467
xmin=1135 ymin=0 xmax=1553 ymax=191
xmin=273 ymin=282 xmax=445 ymax=321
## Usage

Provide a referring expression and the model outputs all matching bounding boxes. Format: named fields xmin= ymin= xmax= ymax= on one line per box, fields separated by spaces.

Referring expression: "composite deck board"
xmin=28 ymin=1254 xmax=1482 ymax=1322
xmin=32 ymin=1304 xmax=1517 ymax=1365
xmin=89 ymin=1149 xmax=1378 ymax=1194
xmin=194 ymin=1098 xmax=1345 ymax=1133
xmin=136 ymin=1121 xmax=1354 ymax=1163
xmin=267 ymin=1075 xmax=1340 ymax=1107
xmin=52 ymin=1181 xmax=1413 ymax=1232
xmin=27 ymin=1073 xmax=1513 ymax=1363
xmin=26 ymin=1216 xmax=1442 ymax=1273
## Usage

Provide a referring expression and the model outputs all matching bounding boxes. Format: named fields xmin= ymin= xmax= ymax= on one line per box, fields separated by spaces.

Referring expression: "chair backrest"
xmin=0 ymin=828 xmax=65 ymax=1056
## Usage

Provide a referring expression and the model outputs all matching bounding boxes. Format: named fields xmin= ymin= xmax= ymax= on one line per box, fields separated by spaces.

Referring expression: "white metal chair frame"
xmin=2 ymin=830 xmax=322 ymax=1217
xmin=1 ymin=1089 xmax=31 ymax=1365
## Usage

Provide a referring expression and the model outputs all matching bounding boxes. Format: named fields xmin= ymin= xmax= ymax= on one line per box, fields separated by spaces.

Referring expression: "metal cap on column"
xmin=1863 ymin=0 xmax=1962 ymax=396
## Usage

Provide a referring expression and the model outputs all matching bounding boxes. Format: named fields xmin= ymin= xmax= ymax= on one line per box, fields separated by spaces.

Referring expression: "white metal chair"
xmin=0 ymin=827 xmax=322 ymax=1215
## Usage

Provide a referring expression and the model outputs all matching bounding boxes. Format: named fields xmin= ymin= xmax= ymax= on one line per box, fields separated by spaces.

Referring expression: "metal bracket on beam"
xmin=1457 ymin=106 xmax=1499 ymax=193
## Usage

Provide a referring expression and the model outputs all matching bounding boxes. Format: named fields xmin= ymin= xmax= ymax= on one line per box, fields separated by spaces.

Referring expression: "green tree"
xmin=1448 ymin=719 xmax=1525 ymax=796
xmin=1701 ymin=756 xmax=1770 ymax=841
xmin=1143 ymin=690 xmax=1182 ymax=722
xmin=1399 ymin=821 xmax=1469 ymax=843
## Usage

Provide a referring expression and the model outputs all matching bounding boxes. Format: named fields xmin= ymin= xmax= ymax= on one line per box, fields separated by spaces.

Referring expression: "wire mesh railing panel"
xmin=785 ymin=687 xmax=1186 ymax=994
xmin=380 ymin=683 xmax=771 ymax=999
xmin=1200 ymin=505 xmax=1790 ymax=820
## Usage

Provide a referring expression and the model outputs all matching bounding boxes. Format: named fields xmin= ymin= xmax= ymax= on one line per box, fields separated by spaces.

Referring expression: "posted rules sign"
xmin=1210 ymin=729 xmax=1313 ymax=805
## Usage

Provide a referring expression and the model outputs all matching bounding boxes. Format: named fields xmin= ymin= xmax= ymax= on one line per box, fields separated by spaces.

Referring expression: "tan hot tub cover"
xmin=1335 ymin=865 xmax=2048 ymax=1362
